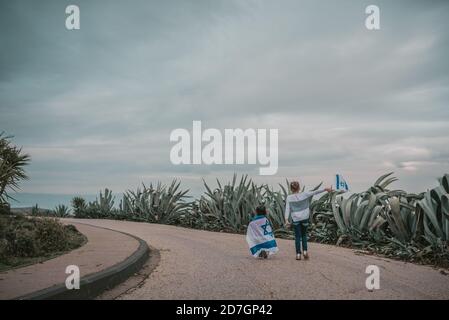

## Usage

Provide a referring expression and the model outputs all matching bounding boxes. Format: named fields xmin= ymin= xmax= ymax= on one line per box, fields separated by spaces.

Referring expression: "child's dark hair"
xmin=256 ymin=205 xmax=267 ymax=216
xmin=290 ymin=181 xmax=300 ymax=192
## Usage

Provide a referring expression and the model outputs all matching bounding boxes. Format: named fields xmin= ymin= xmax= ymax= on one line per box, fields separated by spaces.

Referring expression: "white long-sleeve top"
xmin=284 ymin=189 xmax=325 ymax=223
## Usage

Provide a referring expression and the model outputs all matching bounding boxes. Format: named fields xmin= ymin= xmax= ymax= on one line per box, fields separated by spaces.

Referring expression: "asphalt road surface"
xmin=66 ymin=219 xmax=449 ymax=299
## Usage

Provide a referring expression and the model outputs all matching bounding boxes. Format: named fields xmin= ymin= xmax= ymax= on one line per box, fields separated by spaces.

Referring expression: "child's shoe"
xmin=303 ymin=251 xmax=309 ymax=260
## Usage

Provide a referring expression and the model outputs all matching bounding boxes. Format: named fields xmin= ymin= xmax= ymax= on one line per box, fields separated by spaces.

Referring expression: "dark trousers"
xmin=293 ymin=221 xmax=308 ymax=254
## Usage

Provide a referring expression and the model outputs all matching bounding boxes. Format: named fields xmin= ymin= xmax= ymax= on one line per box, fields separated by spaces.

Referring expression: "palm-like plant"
xmin=71 ymin=196 xmax=87 ymax=218
xmin=0 ymin=133 xmax=30 ymax=206
xmin=54 ymin=204 xmax=71 ymax=217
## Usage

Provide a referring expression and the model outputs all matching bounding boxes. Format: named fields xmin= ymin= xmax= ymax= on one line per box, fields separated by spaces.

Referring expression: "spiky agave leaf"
xmin=418 ymin=175 xmax=449 ymax=242
xmin=54 ymin=204 xmax=71 ymax=218
xmin=374 ymin=172 xmax=395 ymax=187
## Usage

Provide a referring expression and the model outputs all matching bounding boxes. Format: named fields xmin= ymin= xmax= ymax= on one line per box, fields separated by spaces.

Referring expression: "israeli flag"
xmin=336 ymin=174 xmax=349 ymax=191
xmin=246 ymin=216 xmax=279 ymax=258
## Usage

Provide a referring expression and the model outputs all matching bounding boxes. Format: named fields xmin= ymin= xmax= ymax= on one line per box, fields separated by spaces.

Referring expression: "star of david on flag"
xmin=261 ymin=220 xmax=273 ymax=236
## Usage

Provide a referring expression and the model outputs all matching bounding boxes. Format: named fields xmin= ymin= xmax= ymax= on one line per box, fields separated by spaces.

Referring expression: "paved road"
xmin=66 ymin=219 xmax=449 ymax=299
xmin=0 ymin=223 xmax=139 ymax=300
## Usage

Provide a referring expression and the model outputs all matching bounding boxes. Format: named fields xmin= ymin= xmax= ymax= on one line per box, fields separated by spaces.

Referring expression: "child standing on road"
xmin=284 ymin=181 xmax=332 ymax=260
xmin=246 ymin=205 xmax=279 ymax=259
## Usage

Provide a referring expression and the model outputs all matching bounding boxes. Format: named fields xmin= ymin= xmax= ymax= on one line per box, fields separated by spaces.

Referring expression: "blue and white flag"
xmin=336 ymin=174 xmax=349 ymax=191
xmin=246 ymin=215 xmax=279 ymax=258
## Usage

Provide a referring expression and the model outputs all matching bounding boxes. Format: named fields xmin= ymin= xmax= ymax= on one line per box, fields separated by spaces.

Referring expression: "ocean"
xmin=9 ymin=191 xmax=200 ymax=210
xmin=10 ymin=193 xmax=100 ymax=210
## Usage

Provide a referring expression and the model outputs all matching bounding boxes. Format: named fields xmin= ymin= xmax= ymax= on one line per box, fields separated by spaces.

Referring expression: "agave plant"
xmin=53 ymin=204 xmax=71 ymax=218
xmin=199 ymin=174 xmax=260 ymax=232
xmin=310 ymin=191 xmax=341 ymax=243
xmin=327 ymin=173 xmax=423 ymax=244
xmin=121 ymin=179 xmax=190 ymax=223
xmin=197 ymin=174 xmax=326 ymax=234
xmin=97 ymin=188 xmax=115 ymax=217
xmin=418 ymin=174 xmax=449 ymax=244
xmin=263 ymin=184 xmax=288 ymax=233
xmin=118 ymin=192 xmax=134 ymax=219
xmin=370 ymin=173 xmax=424 ymax=244
xmin=176 ymin=200 xmax=222 ymax=231
xmin=79 ymin=188 xmax=116 ymax=218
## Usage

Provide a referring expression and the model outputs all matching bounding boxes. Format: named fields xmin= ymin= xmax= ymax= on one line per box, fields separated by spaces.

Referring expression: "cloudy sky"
xmin=1 ymin=0 xmax=449 ymax=202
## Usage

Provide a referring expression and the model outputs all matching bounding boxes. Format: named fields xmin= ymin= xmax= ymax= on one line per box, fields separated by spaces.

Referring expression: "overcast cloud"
xmin=1 ymin=0 xmax=449 ymax=199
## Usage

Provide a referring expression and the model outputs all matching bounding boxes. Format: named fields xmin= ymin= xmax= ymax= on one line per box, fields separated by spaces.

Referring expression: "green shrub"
xmin=0 ymin=238 xmax=8 ymax=259
xmin=35 ymin=218 xmax=70 ymax=253
xmin=0 ymin=203 xmax=10 ymax=215
xmin=14 ymin=229 xmax=38 ymax=257
xmin=0 ymin=215 xmax=86 ymax=270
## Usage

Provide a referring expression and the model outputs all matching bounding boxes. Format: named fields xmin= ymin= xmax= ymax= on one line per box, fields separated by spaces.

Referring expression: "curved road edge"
xmin=15 ymin=222 xmax=151 ymax=300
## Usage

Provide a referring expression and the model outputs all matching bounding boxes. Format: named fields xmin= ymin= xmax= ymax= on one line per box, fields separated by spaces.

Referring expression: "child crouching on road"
xmin=246 ymin=205 xmax=279 ymax=259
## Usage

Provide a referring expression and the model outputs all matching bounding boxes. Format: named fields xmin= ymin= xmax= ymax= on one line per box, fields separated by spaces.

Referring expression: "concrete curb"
xmin=15 ymin=223 xmax=150 ymax=300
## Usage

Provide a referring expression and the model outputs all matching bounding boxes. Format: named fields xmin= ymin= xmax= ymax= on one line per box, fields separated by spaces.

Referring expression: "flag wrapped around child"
xmin=246 ymin=215 xmax=279 ymax=258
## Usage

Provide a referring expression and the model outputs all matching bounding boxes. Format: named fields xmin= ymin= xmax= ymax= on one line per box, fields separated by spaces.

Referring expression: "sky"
xmin=1 ymin=0 xmax=449 ymax=206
